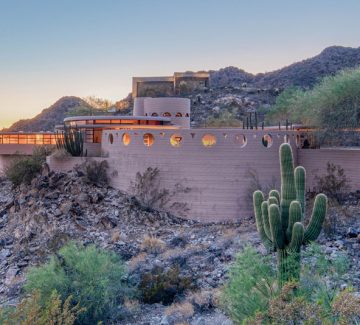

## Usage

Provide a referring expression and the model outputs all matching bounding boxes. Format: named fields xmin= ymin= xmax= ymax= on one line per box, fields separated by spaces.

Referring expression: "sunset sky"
xmin=1 ymin=0 xmax=360 ymax=128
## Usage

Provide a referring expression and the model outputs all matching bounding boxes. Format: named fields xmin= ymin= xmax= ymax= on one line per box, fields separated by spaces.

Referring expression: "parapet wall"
xmin=100 ymin=129 xmax=298 ymax=222
xmin=46 ymin=129 xmax=360 ymax=223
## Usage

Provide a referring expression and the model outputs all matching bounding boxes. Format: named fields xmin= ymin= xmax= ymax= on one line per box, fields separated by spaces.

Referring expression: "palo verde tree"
xmin=253 ymin=143 xmax=327 ymax=286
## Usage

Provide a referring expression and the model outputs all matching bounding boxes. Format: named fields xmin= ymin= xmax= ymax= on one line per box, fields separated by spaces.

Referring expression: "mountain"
xmin=254 ymin=46 xmax=360 ymax=88
xmin=5 ymin=96 xmax=92 ymax=132
xmin=5 ymin=46 xmax=360 ymax=131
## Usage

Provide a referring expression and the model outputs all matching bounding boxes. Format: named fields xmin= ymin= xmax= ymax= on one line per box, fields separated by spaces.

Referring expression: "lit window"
xmin=122 ymin=133 xmax=131 ymax=146
xmin=175 ymin=112 xmax=182 ymax=117
xmin=170 ymin=134 xmax=183 ymax=147
xmin=234 ymin=134 xmax=247 ymax=148
xmin=163 ymin=112 xmax=171 ymax=117
xmin=202 ymin=134 xmax=216 ymax=147
xmin=262 ymin=134 xmax=273 ymax=148
xmin=143 ymin=133 xmax=154 ymax=147
xmin=151 ymin=113 xmax=158 ymax=117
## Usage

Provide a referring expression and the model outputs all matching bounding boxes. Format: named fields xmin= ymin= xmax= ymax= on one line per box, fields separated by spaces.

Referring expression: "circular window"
xmin=202 ymin=134 xmax=216 ymax=147
xmin=151 ymin=112 xmax=158 ymax=117
xmin=234 ymin=134 xmax=247 ymax=148
xmin=122 ymin=133 xmax=131 ymax=146
xmin=163 ymin=112 xmax=171 ymax=117
xmin=109 ymin=133 xmax=114 ymax=144
xmin=262 ymin=134 xmax=273 ymax=148
xmin=185 ymin=113 xmax=190 ymax=117
xmin=175 ymin=112 xmax=183 ymax=117
xmin=143 ymin=133 xmax=154 ymax=147
xmin=170 ymin=134 xmax=183 ymax=147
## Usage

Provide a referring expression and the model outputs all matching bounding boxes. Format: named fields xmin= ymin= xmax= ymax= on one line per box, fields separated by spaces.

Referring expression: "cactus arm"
xmin=287 ymin=201 xmax=302 ymax=241
xmin=295 ymin=166 xmax=306 ymax=217
xmin=288 ymin=222 xmax=304 ymax=252
xmin=269 ymin=204 xmax=285 ymax=250
xmin=304 ymin=194 xmax=327 ymax=243
xmin=261 ymin=201 xmax=271 ymax=240
xmin=268 ymin=196 xmax=278 ymax=206
xmin=253 ymin=191 xmax=272 ymax=249
xmin=279 ymin=144 xmax=297 ymax=232
xmin=269 ymin=189 xmax=280 ymax=203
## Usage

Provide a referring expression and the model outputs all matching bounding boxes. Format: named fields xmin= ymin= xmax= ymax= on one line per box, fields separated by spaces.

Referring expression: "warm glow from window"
xmin=143 ymin=133 xmax=154 ymax=147
xmin=202 ymin=134 xmax=216 ymax=147
xmin=163 ymin=112 xmax=171 ymax=117
xmin=170 ymin=134 xmax=183 ymax=147
xmin=175 ymin=112 xmax=182 ymax=117
xmin=151 ymin=113 xmax=158 ymax=117
xmin=122 ymin=133 xmax=131 ymax=146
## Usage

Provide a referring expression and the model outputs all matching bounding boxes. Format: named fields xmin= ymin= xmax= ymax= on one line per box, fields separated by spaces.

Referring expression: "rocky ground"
xmin=0 ymin=169 xmax=359 ymax=325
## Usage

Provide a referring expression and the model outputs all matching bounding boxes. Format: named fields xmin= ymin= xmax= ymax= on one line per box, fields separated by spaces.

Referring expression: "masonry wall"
xmin=298 ymin=148 xmax=360 ymax=192
xmin=97 ymin=129 xmax=297 ymax=222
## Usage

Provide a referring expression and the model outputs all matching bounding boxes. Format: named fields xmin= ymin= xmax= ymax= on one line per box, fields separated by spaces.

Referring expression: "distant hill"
xmin=210 ymin=46 xmax=360 ymax=89
xmin=5 ymin=96 xmax=92 ymax=132
xmin=6 ymin=45 xmax=360 ymax=131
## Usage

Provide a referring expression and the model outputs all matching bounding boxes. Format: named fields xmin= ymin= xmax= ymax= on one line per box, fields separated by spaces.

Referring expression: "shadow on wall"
xmin=129 ymin=167 xmax=192 ymax=217
xmin=244 ymin=166 xmax=279 ymax=209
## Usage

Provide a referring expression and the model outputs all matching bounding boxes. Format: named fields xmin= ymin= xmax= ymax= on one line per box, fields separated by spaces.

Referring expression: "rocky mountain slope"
xmin=4 ymin=96 xmax=91 ymax=132
xmin=5 ymin=46 xmax=360 ymax=131
xmin=0 ymin=167 xmax=359 ymax=324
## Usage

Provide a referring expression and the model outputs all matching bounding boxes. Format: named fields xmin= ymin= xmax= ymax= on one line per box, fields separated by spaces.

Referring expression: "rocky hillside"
xmin=6 ymin=46 xmax=360 ymax=131
xmin=4 ymin=96 xmax=92 ymax=132
xmin=0 ymin=167 xmax=359 ymax=324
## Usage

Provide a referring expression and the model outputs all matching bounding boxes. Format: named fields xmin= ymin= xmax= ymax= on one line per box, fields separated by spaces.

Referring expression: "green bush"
xmin=4 ymin=145 xmax=52 ymax=186
xmin=24 ymin=242 xmax=128 ymax=324
xmin=223 ymin=244 xmax=356 ymax=325
xmin=0 ymin=289 xmax=84 ymax=325
xmin=139 ymin=265 xmax=194 ymax=305
xmin=266 ymin=67 xmax=360 ymax=132
xmin=221 ymin=246 xmax=277 ymax=324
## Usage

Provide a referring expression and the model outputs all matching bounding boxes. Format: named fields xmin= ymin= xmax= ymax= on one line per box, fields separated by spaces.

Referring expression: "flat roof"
xmin=63 ymin=115 xmax=171 ymax=122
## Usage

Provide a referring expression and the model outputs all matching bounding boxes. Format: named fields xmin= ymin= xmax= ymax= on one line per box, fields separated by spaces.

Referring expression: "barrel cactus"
xmin=253 ymin=143 xmax=327 ymax=286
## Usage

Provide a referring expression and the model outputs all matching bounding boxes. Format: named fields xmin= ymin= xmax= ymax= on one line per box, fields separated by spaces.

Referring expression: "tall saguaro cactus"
xmin=253 ymin=143 xmax=327 ymax=286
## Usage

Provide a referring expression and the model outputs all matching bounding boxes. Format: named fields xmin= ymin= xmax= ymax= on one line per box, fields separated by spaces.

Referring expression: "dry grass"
xmin=123 ymin=298 xmax=140 ymax=313
xmin=110 ymin=229 xmax=122 ymax=243
xmin=165 ymin=301 xmax=194 ymax=319
xmin=140 ymin=235 xmax=166 ymax=254
xmin=127 ymin=252 xmax=147 ymax=271
xmin=186 ymin=288 xmax=222 ymax=311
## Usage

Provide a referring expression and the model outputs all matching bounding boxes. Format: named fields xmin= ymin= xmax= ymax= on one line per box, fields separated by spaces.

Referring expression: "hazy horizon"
xmin=1 ymin=0 xmax=360 ymax=128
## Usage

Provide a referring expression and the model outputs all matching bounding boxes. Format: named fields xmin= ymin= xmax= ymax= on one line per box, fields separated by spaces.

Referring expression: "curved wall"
xmin=144 ymin=97 xmax=191 ymax=129
xmin=133 ymin=97 xmax=146 ymax=116
xmin=101 ymin=129 xmax=298 ymax=222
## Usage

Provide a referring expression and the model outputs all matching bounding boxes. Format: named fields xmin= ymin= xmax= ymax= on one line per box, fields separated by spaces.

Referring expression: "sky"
xmin=1 ymin=0 xmax=360 ymax=128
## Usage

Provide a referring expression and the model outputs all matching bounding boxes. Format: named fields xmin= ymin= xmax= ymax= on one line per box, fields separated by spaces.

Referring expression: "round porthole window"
xmin=202 ymin=134 xmax=216 ymax=147
xmin=143 ymin=133 xmax=154 ymax=147
xmin=170 ymin=134 xmax=183 ymax=147
xmin=262 ymin=134 xmax=273 ymax=148
xmin=122 ymin=133 xmax=131 ymax=146
xmin=234 ymin=134 xmax=247 ymax=148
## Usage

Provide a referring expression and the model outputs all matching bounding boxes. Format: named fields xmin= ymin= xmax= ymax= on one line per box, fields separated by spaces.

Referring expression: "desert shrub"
xmin=83 ymin=159 xmax=109 ymax=186
xmin=139 ymin=265 xmax=194 ymax=305
xmin=0 ymin=289 xmax=84 ymax=325
xmin=140 ymin=235 xmax=166 ymax=254
xmin=221 ymin=246 xmax=277 ymax=324
xmin=130 ymin=167 xmax=191 ymax=215
xmin=165 ymin=301 xmax=195 ymax=323
xmin=204 ymin=108 xmax=244 ymax=127
xmin=4 ymin=145 xmax=51 ymax=186
xmin=24 ymin=242 xmax=128 ymax=324
xmin=314 ymin=162 xmax=351 ymax=202
xmin=223 ymin=244 xmax=354 ymax=325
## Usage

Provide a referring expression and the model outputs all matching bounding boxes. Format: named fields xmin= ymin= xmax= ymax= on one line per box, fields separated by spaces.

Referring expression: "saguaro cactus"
xmin=253 ymin=143 xmax=327 ymax=286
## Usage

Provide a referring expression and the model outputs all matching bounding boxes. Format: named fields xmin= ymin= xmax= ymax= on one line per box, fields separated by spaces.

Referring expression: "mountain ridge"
xmin=4 ymin=45 xmax=360 ymax=131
